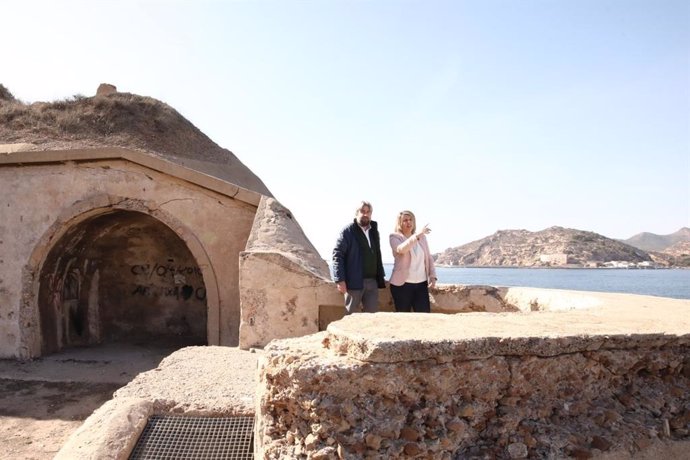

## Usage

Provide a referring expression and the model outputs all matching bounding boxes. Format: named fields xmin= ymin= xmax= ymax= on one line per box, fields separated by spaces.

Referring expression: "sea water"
xmin=382 ymin=265 xmax=690 ymax=300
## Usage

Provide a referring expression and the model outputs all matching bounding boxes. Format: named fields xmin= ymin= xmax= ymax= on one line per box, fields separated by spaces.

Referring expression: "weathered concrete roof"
xmin=0 ymin=146 xmax=263 ymax=206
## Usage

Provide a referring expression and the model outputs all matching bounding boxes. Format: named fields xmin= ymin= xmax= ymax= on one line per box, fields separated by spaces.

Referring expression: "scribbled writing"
xmin=130 ymin=261 xmax=205 ymax=300
xmin=130 ymin=263 xmax=202 ymax=279
xmin=131 ymin=284 xmax=206 ymax=300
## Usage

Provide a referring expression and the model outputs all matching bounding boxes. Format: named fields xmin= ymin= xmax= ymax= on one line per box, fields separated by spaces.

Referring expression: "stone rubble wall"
xmin=256 ymin=307 xmax=690 ymax=459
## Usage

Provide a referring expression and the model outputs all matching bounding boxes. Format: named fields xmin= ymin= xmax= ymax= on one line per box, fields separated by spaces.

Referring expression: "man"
xmin=332 ymin=201 xmax=386 ymax=314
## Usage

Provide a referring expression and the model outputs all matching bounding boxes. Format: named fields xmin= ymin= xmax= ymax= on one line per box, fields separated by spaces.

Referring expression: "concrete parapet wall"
xmin=239 ymin=196 xmax=646 ymax=351
xmin=256 ymin=299 xmax=690 ymax=459
xmin=239 ymin=198 xmax=594 ymax=349
xmin=239 ymin=237 xmax=623 ymax=349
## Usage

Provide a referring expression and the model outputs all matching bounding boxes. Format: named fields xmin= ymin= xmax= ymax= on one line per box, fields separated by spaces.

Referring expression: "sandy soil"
xmin=0 ymin=379 xmax=119 ymax=459
xmin=0 ymin=343 xmax=176 ymax=460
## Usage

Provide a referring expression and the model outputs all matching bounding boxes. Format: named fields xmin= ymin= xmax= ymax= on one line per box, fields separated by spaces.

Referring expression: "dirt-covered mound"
xmin=0 ymin=84 xmax=271 ymax=195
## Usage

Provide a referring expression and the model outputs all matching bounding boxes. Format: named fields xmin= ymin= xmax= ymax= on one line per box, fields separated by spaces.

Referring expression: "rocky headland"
xmin=435 ymin=226 xmax=690 ymax=268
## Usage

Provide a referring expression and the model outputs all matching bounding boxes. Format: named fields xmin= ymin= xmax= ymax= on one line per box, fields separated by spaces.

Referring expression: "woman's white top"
xmin=406 ymin=242 xmax=427 ymax=283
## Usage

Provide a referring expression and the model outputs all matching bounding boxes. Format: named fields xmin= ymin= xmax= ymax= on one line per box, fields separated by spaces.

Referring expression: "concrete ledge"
xmin=502 ymin=286 xmax=607 ymax=312
xmin=0 ymin=143 xmax=35 ymax=153
xmin=324 ymin=296 xmax=690 ymax=363
xmin=55 ymin=398 xmax=153 ymax=460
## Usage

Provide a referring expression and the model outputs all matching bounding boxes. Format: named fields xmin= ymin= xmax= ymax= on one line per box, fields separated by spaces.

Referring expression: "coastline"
xmin=382 ymin=264 xmax=690 ymax=300
xmin=433 ymin=264 xmax=680 ymax=269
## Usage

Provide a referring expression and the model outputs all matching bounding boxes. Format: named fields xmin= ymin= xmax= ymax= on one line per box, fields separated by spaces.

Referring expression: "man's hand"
xmin=336 ymin=281 xmax=347 ymax=294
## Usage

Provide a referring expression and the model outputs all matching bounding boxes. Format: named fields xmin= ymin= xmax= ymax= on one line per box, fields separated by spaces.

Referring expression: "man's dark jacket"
xmin=332 ymin=220 xmax=386 ymax=290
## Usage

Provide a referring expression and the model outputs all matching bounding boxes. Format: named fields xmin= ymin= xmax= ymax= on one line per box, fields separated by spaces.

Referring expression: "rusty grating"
xmin=129 ymin=415 xmax=254 ymax=459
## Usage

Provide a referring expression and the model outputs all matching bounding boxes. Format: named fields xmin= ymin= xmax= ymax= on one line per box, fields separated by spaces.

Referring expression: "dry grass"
xmin=0 ymin=83 xmax=272 ymax=195
xmin=0 ymin=85 xmax=226 ymax=163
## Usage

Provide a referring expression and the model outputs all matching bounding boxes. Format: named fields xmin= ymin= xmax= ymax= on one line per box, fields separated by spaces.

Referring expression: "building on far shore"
xmin=538 ymin=253 xmax=570 ymax=265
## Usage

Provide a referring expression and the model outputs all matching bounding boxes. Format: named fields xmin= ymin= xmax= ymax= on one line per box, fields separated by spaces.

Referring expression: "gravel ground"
xmin=115 ymin=346 xmax=260 ymax=415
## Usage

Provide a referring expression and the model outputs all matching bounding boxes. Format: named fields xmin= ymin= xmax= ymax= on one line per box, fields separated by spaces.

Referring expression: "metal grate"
xmin=129 ymin=415 xmax=254 ymax=459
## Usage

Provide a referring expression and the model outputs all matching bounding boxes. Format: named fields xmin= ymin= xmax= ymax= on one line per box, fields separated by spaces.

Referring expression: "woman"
xmin=389 ymin=210 xmax=437 ymax=312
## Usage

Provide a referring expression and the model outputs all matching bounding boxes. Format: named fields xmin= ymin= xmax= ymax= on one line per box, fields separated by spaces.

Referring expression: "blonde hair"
xmin=394 ymin=210 xmax=416 ymax=234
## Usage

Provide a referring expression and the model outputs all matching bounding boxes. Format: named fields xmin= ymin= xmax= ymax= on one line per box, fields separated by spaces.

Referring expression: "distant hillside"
xmin=664 ymin=240 xmax=690 ymax=257
xmin=652 ymin=241 xmax=690 ymax=268
xmin=435 ymin=226 xmax=652 ymax=267
xmin=623 ymin=228 xmax=690 ymax=252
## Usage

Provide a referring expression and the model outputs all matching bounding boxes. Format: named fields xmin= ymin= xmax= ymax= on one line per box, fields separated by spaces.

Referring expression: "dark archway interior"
xmin=38 ymin=210 xmax=207 ymax=355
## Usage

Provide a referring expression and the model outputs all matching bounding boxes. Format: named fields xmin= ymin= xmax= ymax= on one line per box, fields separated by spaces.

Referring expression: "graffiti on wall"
xmin=129 ymin=262 xmax=206 ymax=300
xmin=130 ymin=263 xmax=202 ymax=278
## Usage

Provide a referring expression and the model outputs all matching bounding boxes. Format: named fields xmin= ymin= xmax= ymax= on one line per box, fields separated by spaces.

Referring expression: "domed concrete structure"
xmin=0 ymin=84 xmax=333 ymax=358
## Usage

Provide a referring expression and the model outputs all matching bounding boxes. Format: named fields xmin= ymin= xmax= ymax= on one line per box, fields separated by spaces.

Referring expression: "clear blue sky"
xmin=4 ymin=0 xmax=689 ymax=263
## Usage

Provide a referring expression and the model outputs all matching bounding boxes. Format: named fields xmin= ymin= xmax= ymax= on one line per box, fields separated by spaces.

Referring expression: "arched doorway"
xmin=38 ymin=210 xmax=207 ymax=354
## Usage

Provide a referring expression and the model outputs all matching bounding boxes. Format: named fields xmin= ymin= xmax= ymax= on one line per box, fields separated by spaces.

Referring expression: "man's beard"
xmin=358 ymin=216 xmax=370 ymax=227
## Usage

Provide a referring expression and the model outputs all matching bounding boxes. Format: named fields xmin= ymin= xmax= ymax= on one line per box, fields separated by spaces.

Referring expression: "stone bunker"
xmin=0 ymin=86 xmax=358 ymax=359
xmin=0 ymin=146 xmax=264 ymax=358
xmin=0 ymin=86 xmax=283 ymax=359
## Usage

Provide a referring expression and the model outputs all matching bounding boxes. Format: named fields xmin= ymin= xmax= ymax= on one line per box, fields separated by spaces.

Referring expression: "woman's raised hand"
xmin=416 ymin=224 xmax=431 ymax=239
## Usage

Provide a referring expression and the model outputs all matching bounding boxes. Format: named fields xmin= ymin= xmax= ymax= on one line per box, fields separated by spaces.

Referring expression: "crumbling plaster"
xmin=0 ymin=149 xmax=259 ymax=358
